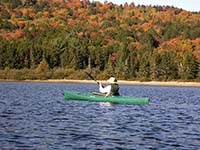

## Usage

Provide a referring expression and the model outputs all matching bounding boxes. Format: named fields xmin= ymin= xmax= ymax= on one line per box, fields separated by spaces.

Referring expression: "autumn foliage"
xmin=0 ymin=0 xmax=200 ymax=81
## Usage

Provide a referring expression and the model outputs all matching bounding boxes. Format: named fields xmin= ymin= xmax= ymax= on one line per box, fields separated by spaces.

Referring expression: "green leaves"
xmin=0 ymin=1 xmax=199 ymax=81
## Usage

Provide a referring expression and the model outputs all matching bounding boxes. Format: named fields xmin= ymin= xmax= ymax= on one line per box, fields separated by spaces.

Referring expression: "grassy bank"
xmin=0 ymin=69 xmax=200 ymax=85
xmin=0 ymin=68 xmax=110 ymax=81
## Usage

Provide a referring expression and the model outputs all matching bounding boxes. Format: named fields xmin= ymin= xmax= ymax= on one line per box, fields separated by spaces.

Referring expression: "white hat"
xmin=107 ymin=77 xmax=117 ymax=83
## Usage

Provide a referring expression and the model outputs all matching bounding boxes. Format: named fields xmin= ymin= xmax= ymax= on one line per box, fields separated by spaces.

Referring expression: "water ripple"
xmin=0 ymin=82 xmax=200 ymax=149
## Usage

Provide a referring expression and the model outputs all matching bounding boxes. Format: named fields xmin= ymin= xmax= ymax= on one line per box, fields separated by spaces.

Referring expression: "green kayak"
xmin=64 ymin=90 xmax=150 ymax=104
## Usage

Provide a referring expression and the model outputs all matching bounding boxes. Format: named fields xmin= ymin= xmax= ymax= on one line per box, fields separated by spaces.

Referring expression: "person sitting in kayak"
xmin=99 ymin=77 xmax=120 ymax=96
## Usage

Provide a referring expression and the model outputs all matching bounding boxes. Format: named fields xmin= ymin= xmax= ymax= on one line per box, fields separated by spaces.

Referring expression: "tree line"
xmin=0 ymin=0 xmax=200 ymax=81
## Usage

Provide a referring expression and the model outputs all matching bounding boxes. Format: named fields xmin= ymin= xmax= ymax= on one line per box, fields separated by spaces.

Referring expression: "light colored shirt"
xmin=99 ymin=83 xmax=111 ymax=96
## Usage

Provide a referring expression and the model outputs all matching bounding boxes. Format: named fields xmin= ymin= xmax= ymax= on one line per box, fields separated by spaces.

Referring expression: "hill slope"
xmin=0 ymin=0 xmax=200 ymax=81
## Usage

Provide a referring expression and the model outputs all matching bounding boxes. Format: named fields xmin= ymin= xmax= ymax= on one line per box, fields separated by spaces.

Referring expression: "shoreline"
xmin=1 ymin=79 xmax=200 ymax=86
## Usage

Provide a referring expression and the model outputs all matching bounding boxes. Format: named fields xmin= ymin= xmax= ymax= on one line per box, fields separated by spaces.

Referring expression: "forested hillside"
xmin=0 ymin=0 xmax=200 ymax=81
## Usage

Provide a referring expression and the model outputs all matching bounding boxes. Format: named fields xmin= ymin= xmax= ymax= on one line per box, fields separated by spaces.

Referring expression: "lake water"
xmin=0 ymin=82 xmax=200 ymax=150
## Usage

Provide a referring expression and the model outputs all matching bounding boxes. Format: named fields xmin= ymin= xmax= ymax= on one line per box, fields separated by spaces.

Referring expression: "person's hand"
xmin=105 ymin=93 xmax=109 ymax=97
xmin=99 ymin=83 xmax=103 ymax=87
xmin=99 ymin=83 xmax=104 ymax=88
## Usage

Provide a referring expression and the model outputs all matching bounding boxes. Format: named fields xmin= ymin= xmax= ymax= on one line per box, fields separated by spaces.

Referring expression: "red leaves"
xmin=192 ymin=51 xmax=200 ymax=60
xmin=1 ymin=30 xmax=25 ymax=39
xmin=111 ymin=52 xmax=117 ymax=61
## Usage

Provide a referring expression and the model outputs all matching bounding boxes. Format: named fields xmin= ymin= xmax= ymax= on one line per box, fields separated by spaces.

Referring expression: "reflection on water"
xmin=0 ymin=82 xmax=200 ymax=149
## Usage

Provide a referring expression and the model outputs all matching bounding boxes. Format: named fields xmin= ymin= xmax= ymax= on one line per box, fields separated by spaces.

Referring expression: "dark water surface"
xmin=0 ymin=82 xmax=200 ymax=150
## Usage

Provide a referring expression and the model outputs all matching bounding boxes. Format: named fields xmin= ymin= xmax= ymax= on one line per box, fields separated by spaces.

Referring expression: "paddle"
xmin=85 ymin=71 xmax=100 ymax=85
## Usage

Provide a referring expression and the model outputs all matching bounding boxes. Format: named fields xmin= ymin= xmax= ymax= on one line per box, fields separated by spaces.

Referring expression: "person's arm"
xmin=105 ymin=90 xmax=111 ymax=97
xmin=99 ymin=83 xmax=111 ymax=94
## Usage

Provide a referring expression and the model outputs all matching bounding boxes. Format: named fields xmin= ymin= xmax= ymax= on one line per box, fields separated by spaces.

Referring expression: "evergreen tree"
xmin=155 ymin=51 xmax=178 ymax=80
xmin=136 ymin=47 xmax=152 ymax=80
xmin=180 ymin=51 xmax=198 ymax=80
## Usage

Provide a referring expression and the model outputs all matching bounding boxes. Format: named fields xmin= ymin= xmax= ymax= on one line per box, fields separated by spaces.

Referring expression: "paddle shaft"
xmin=85 ymin=72 xmax=99 ymax=85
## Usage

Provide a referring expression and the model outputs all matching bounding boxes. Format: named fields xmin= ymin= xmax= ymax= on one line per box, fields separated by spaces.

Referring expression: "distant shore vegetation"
xmin=0 ymin=0 xmax=200 ymax=81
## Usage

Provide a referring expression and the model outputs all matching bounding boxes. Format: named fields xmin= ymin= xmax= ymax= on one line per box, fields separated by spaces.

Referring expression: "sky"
xmin=95 ymin=0 xmax=200 ymax=12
